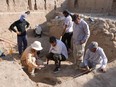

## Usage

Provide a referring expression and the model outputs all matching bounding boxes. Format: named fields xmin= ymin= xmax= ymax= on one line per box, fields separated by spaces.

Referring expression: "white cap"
xmin=31 ymin=41 xmax=43 ymax=51
xmin=88 ymin=41 xmax=98 ymax=50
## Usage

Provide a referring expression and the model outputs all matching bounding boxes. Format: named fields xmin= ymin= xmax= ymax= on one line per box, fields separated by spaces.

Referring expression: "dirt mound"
xmin=0 ymin=60 xmax=36 ymax=87
xmin=0 ymin=11 xmax=116 ymax=87
xmin=84 ymin=16 xmax=116 ymax=62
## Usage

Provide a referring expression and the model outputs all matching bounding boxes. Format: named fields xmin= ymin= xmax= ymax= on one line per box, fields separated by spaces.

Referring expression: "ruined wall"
xmin=0 ymin=0 xmax=68 ymax=12
xmin=68 ymin=0 xmax=113 ymax=13
xmin=0 ymin=0 xmax=68 ymax=42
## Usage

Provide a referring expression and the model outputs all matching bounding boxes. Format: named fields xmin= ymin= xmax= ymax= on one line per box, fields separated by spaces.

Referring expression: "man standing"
xmin=61 ymin=10 xmax=73 ymax=53
xmin=46 ymin=36 xmax=68 ymax=73
xmin=83 ymin=41 xmax=108 ymax=73
xmin=21 ymin=41 xmax=44 ymax=76
xmin=9 ymin=16 xmax=30 ymax=55
xmin=72 ymin=14 xmax=90 ymax=69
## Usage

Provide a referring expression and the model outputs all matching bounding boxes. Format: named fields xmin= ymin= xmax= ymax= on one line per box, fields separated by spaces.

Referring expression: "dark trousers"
xmin=46 ymin=53 xmax=66 ymax=68
xmin=17 ymin=35 xmax=27 ymax=55
xmin=62 ymin=32 xmax=73 ymax=51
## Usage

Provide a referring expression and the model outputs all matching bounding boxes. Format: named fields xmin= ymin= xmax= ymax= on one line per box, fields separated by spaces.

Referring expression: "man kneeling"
xmin=82 ymin=41 xmax=108 ymax=73
xmin=21 ymin=41 xmax=44 ymax=76
xmin=46 ymin=36 xmax=68 ymax=73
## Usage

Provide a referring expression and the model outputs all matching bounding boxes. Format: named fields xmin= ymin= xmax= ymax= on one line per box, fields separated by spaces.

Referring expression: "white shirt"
xmin=35 ymin=25 xmax=42 ymax=34
xmin=49 ymin=40 xmax=68 ymax=59
xmin=64 ymin=15 xmax=73 ymax=33
xmin=84 ymin=47 xmax=108 ymax=68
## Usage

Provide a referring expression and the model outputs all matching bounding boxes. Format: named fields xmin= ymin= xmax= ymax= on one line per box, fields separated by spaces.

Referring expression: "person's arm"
xmin=84 ymin=49 xmax=91 ymax=70
xmin=49 ymin=45 xmax=53 ymax=53
xmin=26 ymin=21 xmax=30 ymax=28
xmin=62 ymin=25 xmax=67 ymax=36
xmin=81 ymin=22 xmax=90 ymax=44
xmin=26 ymin=54 xmax=38 ymax=68
xmin=99 ymin=48 xmax=108 ymax=69
xmin=84 ymin=49 xmax=90 ymax=66
xmin=9 ymin=21 xmax=17 ymax=32
xmin=9 ymin=21 xmax=21 ymax=35
xmin=61 ymin=18 xmax=69 ymax=36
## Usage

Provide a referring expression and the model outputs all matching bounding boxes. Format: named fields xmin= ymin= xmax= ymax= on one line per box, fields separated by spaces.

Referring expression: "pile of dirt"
xmin=84 ymin=16 xmax=116 ymax=61
xmin=0 ymin=13 xmax=116 ymax=87
xmin=0 ymin=60 xmax=36 ymax=87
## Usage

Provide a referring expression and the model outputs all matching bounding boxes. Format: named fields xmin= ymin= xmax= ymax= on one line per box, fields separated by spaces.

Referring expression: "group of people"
xmin=8 ymin=10 xmax=108 ymax=76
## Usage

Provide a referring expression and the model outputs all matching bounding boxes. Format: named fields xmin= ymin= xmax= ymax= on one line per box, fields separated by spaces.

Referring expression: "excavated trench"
xmin=0 ymin=11 xmax=116 ymax=87
xmin=0 ymin=0 xmax=116 ymax=87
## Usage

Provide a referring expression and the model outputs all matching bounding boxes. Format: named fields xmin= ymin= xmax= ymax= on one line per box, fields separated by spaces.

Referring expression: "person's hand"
xmin=16 ymin=31 xmax=21 ymax=35
xmin=36 ymin=65 xmax=40 ymax=69
xmin=86 ymin=66 xmax=90 ymax=71
xmin=100 ymin=68 xmax=106 ymax=73
xmin=36 ymin=65 xmax=44 ymax=69
xmin=80 ymin=40 xmax=86 ymax=44
xmin=39 ymin=65 xmax=45 ymax=68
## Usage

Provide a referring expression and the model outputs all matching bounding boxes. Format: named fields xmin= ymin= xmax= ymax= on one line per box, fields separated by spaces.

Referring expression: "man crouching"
xmin=82 ymin=41 xmax=108 ymax=73
xmin=46 ymin=36 xmax=68 ymax=73
xmin=21 ymin=41 xmax=44 ymax=76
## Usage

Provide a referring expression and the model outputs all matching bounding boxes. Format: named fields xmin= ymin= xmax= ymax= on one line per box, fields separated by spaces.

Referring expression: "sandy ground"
xmin=0 ymin=28 xmax=116 ymax=87
xmin=0 ymin=30 xmax=91 ymax=86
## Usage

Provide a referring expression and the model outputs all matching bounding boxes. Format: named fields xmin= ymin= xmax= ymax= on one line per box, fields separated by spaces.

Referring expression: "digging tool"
xmin=73 ymin=70 xmax=91 ymax=78
xmin=73 ymin=68 xmax=93 ymax=78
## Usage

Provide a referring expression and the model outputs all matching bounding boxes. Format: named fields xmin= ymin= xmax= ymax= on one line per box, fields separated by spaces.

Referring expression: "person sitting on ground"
xmin=82 ymin=41 xmax=108 ymax=73
xmin=33 ymin=24 xmax=42 ymax=38
xmin=46 ymin=36 xmax=68 ymax=73
xmin=21 ymin=41 xmax=44 ymax=76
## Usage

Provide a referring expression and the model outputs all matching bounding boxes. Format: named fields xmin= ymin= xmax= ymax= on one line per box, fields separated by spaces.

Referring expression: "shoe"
xmin=53 ymin=67 xmax=61 ymax=73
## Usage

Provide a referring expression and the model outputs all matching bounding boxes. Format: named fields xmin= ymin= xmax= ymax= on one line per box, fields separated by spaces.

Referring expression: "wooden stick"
xmin=73 ymin=70 xmax=92 ymax=78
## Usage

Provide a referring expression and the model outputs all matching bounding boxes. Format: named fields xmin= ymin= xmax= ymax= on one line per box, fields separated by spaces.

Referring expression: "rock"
xmin=106 ymin=20 xmax=116 ymax=28
xmin=109 ymin=28 xmax=116 ymax=33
